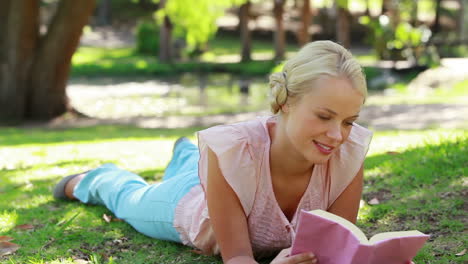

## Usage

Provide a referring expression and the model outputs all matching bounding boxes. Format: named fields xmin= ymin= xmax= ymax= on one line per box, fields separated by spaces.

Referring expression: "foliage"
xmin=0 ymin=128 xmax=466 ymax=263
xmin=135 ymin=20 xmax=160 ymax=55
xmin=154 ymin=0 xmax=246 ymax=52
xmin=359 ymin=15 xmax=439 ymax=67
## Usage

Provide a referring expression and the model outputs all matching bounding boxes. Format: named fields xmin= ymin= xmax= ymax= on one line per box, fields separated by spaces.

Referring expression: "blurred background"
xmin=1 ymin=2 xmax=468 ymax=263
xmin=1 ymin=0 xmax=467 ymax=128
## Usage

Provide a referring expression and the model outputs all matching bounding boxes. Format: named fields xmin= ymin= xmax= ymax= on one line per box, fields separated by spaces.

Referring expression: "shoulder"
xmin=197 ymin=117 xmax=272 ymax=215
xmin=197 ymin=117 xmax=270 ymax=151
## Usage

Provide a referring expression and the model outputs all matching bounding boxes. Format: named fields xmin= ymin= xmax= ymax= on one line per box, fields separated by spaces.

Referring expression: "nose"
xmin=326 ymin=122 xmax=343 ymax=142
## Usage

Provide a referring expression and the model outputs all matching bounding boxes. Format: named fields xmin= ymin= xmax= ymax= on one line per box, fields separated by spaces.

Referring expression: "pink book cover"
xmin=290 ymin=210 xmax=430 ymax=264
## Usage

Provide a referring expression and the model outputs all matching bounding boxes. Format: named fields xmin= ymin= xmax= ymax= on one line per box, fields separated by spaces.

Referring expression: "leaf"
xmin=455 ymin=249 xmax=466 ymax=256
xmin=103 ymin=214 xmax=112 ymax=223
xmin=0 ymin=236 xmax=14 ymax=242
xmin=368 ymin=198 xmax=380 ymax=205
xmin=0 ymin=241 xmax=20 ymax=256
xmin=15 ymin=224 xmax=34 ymax=231
xmin=386 ymin=151 xmax=400 ymax=155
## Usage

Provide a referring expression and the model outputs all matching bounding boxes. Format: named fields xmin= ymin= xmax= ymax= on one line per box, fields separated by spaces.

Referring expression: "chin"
xmin=305 ymin=149 xmax=335 ymax=164
xmin=307 ymin=155 xmax=332 ymax=165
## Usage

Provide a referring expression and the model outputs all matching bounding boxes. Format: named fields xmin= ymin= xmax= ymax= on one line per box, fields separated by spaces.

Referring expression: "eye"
xmin=318 ymin=115 xmax=330 ymax=121
xmin=343 ymin=121 xmax=355 ymax=127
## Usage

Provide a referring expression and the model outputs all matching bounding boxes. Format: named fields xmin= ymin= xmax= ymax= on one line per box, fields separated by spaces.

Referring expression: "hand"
xmin=271 ymin=247 xmax=317 ymax=264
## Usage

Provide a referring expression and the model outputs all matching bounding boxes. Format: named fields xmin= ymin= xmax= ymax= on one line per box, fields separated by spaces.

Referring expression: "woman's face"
xmin=281 ymin=76 xmax=364 ymax=164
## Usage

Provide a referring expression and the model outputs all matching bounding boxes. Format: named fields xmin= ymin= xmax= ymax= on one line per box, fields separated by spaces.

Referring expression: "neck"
xmin=268 ymin=116 xmax=314 ymax=182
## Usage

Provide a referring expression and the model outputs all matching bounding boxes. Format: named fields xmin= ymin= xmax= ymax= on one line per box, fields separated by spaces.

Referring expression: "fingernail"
xmin=312 ymin=259 xmax=317 ymax=264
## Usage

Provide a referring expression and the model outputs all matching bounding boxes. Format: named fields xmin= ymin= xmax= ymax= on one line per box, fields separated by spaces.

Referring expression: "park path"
xmin=53 ymin=59 xmax=468 ymax=131
xmin=45 ymin=102 xmax=468 ymax=131
xmin=50 ymin=65 xmax=468 ymax=131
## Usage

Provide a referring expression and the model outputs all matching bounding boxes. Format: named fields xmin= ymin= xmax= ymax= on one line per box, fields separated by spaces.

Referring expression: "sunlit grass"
xmin=72 ymin=47 xmax=139 ymax=65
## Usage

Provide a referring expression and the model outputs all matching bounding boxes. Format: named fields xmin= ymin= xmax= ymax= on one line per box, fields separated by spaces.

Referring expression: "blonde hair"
xmin=269 ymin=40 xmax=367 ymax=114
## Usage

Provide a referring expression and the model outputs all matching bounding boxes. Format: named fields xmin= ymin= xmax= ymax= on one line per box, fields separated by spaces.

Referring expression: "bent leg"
xmin=163 ymin=138 xmax=199 ymax=181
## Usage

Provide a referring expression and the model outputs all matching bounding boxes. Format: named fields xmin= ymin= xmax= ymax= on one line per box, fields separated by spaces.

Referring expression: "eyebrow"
xmin=318 ymin=107 xmax=360 ymax=118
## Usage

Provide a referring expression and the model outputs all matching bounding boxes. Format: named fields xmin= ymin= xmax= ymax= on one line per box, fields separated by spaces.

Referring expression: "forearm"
xmin=225 ymin=255 xmax=258 ymax=264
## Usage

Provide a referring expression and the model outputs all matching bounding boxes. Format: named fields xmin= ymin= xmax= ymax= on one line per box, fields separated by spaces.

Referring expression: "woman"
xmin=54 ymin=40 xmax=373 ymax=264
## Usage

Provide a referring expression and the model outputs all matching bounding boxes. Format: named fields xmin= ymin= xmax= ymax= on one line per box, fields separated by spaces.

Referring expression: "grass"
xmin=71 ymin=35 xmax=380 ymax=78
xmin=0 ymin=125 xmax=467 ymax=263
xmin=71 ymin=35 xmax=293 ymax=77
xmin=71 ymin=46 xmax=279 ymax=77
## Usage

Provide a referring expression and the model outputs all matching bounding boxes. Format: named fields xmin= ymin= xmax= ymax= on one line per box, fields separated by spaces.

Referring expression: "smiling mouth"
xmin=313 ymin=140 xmax=334 ymax=154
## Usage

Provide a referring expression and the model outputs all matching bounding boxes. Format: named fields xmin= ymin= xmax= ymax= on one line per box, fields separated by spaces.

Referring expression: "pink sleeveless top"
xmin=173 ymin=116 xmax=372 ymax=257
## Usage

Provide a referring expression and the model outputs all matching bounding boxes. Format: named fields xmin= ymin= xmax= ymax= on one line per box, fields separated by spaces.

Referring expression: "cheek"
xmin=340 ymin=127 xmax=353 ymax=142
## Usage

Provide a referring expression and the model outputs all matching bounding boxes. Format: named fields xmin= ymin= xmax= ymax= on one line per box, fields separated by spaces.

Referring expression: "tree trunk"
xmin=0 ymin=0 xmax=39 ymax=121
xmin=410 ymin=0 xmax=419 ymax=26
xmin=97 ymin=0 xmax=111 ymax=26
xmin=461 ymin=0 xmax=468 ymax=41
xmin=336 ymin=0 xmax=350 ymax=48
xmin=297 ymin=0 xmax=312 ymax=46
xmin=274 ymin=0 xmax=286 ymax=60
xmin=388 ymin=0 xmax=400 ymax=29
xmin=433 ymin=0 xmax=442 ymax=33
xmin=0 ymin=0 xmax=95 ymax=121
xmin=28 ymin=0 xmax=95 ymax=119
xmin=159 ymin=0 xmax=172 ymax=63
xmin=239 ymin=1 xmax=252 ymax=62
xmin=364 ymin=0 xmax=370 ymax=16
xmin=381 ymin=0 xmax=390 ymax=15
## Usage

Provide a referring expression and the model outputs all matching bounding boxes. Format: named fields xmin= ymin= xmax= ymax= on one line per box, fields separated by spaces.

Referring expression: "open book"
xmin=291 ymin=210 xmax=430 ymax=264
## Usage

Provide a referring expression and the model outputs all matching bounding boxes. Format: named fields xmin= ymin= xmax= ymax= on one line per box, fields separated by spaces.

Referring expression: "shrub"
xmin=135 ymin=20 xmax=159 ymax=55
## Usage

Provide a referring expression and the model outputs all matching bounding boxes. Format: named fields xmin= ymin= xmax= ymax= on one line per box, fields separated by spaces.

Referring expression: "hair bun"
xmin=269 ymin=72 xmax=289 ymax=114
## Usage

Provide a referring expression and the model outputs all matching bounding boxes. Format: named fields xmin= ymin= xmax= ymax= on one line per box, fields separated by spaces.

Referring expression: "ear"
xmin=281 ymin=103 xmax=290 ymax=113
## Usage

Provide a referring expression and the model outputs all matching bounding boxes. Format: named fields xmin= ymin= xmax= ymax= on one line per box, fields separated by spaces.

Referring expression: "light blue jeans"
xmin=73 ymin=139 xmax=200 ymax=243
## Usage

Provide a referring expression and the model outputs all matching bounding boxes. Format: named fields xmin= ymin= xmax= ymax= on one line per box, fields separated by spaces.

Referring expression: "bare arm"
xmin=206 ymin=147 xmax=258 ymax=264
xmin=327 ymin=164 xmax=364 ymax=224
xmin=207 ymin=147 xmax=319 ymax=264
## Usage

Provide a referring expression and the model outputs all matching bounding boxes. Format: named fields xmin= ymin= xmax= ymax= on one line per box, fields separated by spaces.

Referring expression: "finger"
xmin=277 ymin=247 xmax=292 ymax=258
xmin=285 ymin=252 xmax=317 ymax=264
xmin=296 ymin=258 xmax=318 ymax=264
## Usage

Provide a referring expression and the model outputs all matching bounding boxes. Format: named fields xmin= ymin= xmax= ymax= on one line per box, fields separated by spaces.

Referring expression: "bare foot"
xmin=64 ymin=173 xmax=86 ymax=199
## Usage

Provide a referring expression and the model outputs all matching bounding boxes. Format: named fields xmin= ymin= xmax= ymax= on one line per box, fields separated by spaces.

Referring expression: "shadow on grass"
xmin=360 ymin=137 xmax=467 ymax=262
xmin=0 ymin=125 xmax=202 ymax=147
xmin=1 ymin=176 xmax=222 ymax=264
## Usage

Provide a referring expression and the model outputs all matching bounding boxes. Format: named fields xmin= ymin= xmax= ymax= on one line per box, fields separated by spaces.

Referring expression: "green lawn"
xmin=71 ymin=35 xmax=379 ymax=78
xmin=71 ymin=35 xmax=293 ymax=77
xmin=0 ymin=126 xmax=466 ymax=263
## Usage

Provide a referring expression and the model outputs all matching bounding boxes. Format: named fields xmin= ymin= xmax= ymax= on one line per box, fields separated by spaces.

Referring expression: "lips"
xmin=313 ymin=140 xmax=334 ymax=155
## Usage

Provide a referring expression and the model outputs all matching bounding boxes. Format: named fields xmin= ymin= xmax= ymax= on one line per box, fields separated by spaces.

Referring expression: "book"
xmin=290 ymin=210 xmax=430 ymax=264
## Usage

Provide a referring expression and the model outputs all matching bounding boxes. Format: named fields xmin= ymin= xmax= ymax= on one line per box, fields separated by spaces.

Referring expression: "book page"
xmin=369 ymin=230 xmax=426 ymax=244
xmin=309 ymin=210 xmax=369 ymax=244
